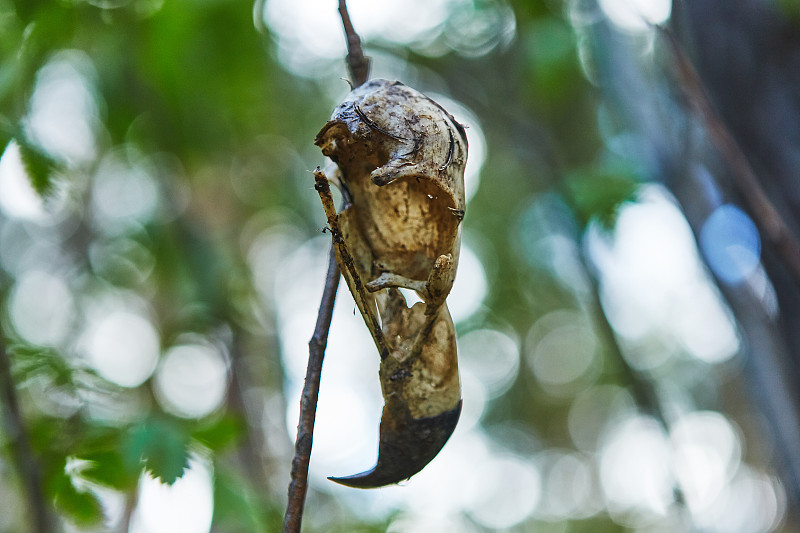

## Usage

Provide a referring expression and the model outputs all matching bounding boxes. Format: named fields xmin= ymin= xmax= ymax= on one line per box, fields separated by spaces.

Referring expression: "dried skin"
xmin=315 ymin=79 xmax=467 ymax=477
xmin=379 ymin=290 xmax=460 ymax=419
xmin=316 ymin=80 xmax=467 ymax=298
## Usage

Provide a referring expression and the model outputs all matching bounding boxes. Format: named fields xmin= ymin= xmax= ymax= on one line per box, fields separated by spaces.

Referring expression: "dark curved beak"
xmin=328 ymin=401 xmax=462 ymax=488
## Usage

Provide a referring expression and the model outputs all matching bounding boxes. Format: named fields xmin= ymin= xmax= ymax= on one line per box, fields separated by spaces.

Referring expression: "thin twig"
xmin=661 ymin=27 xmax=800 ymax=288
xmin=282 ymin=247 xmax=340 ymax=533
xmin=339 ymin=0 xmax=370 ymax=87
xmin=313 ymin=169 xmax=390 ymax=358
xmin=0 ymin=330 xmax=52 ymax=533
xmin=282 ymin=3 xmax=369 ymax=531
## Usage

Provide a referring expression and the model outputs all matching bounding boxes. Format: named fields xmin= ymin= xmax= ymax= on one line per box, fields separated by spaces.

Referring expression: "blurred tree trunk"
xmin=674 ymin=0 xmax=800 ymax=358
xmin=672 ymin=0 xmax=800 ymax=505
xmin=579 ymin=0 xmax=800 ymax=519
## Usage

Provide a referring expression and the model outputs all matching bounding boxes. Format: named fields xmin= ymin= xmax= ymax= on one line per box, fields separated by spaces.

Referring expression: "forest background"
xmin=0 ymin=0 xmax=799 ymax=532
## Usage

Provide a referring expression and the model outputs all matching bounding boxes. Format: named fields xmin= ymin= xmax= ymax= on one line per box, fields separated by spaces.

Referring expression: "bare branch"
xmin=338 ymin=0 xmax=370 ymax=86
xmin=661 ymin=27 xmax=800 ymax=288
xmin=282 ymin=246 xmax=340 ymax=533
xmin=282 ymin=2 xmax=368 ymax=529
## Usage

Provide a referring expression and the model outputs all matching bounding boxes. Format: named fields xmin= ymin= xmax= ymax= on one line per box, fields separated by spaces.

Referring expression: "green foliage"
xmin=212 ymin=470 xmax=275 ymax=533
xmin=0 ymin=120 xmax=11 ymax=157
xmin=52 ymin=473 xmax=104 ymax=527
xmin=81 ymin=449 xmax=137 ymax=491
xmin=16 ymin=137 xmax=57 ymax=197
xmin=523 ymin=17 xmax=580 ymax=106
xmin=778 ymin=0 xmax=800 ymax=21
xmin=123 ymin=418 xmax=190 ymax=485
xmin=28 ymin=450 xmax=107 ymax=527
xmin=6 ymin=340 xmax=264 ymax=528
xmin=7 ymin=345 xmax=210 ymax=524
xmin=71 ymin=424 xmax=138 ymax=492
xmin=565 ymin=166 xmax=639 ymax=229
xmin=0 ymin=0 xmax=777 ymax=531
xmin=10 ymin=344 xmax=82 ymax=389
xmin=191 ymin=415 xmax=243 ymax=452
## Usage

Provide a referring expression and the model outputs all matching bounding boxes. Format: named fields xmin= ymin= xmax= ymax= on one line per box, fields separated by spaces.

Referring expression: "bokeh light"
xmin=387 ymin=512 xmax=480 ymax=533
xmin=262 ymin=0 xmax=515 ymax=77
xmin=598 ymin=0 xmax=671 ymax=32
xmin=458 ymin=328 xmax=520 ymax=398
xmin=535 ymin=450 xmax=600 ymax=521
xmin=466 ymin=454 xmax=541 ymax=529
xmin=91 ymin=149 xmax=160 ymax=233
xmin=9 ymin=270 xmax=74 ymax=347
xmin=525 ymin=309 xmax=600 ymax=396
xmin=588 ymin=186 xmax=740 ymax=365
xmin=448 ymin=242 xmax=488 ymax=323
xmin=568 ymin=385 xmax=636 ymax=453
xmin=81 ymin=310 xmax=160 ymax=388
xmin=25 ymin=50 xmax=100 ymax=166
xmin=262 ymin=0 xmax=452 ymax=77
xmin=457 ymin=369 xmax=488 ymax=432
xmin=300 ymin=376 xmax=381 ymax=485
xmin=0 ymin=142 xmax=49 ymax=222
xmin=700 ymin=204 xmax=761 ymax=286
xmin=692 ymin=465 xmax=784 ymax=533
xmin=671 ymin=411 xmax=742 ymax=513
xmin=0 ymin=2 xmax=793 ymax=532
xmin=441 ymin=1 xmax=516 ymax=58
xmin=89 ymin=236 xmax=156 ymax=286
xmin=154 ymin=342 xmax=229 ymax=419
xmin=130 ymin=457 xmax=214 ymax=533
xmin=599 ymin=415 xmax=673 ymax=523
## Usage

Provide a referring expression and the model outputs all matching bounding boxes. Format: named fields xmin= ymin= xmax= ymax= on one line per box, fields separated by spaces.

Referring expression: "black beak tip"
xmin=328 ymin=400 xmax=462 ymax=489
xmin=327 ymin=470 xmax=383 ymax=488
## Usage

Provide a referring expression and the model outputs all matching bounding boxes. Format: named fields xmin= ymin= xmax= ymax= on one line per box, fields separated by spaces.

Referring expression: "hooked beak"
xmin=328 ymin=400 xmax=462 ymax=488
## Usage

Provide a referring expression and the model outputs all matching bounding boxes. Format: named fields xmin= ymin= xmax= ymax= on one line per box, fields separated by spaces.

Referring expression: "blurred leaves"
xmin=123 ymin=418 xmax=190 ymax=485
xmin=81 ymin=449 xmax=137 ymax=490
xmin=17 ymin=137 xmax=57 ymax=197
xmin=779 ymin=0 xmax=800 ymax=21
xmin=0 ymin=0 xmax=791 ymax=531
xmin=566 ymin=166 xmax=639 ymax=229
xmin=523 ymin=17 xmax=580 ymax=106
xmin=213 ymin=470 xmax=275 ymax=533
xmin=10 ymin=344 xmax=78 ymax=389
xmin=52 ymin=474 xmax=104 ymax=527
xmin=191 ymin=415 xmax=243 ymax=452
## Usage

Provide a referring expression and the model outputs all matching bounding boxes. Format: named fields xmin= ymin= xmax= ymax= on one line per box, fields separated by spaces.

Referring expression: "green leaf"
xmin=124 ymin=418 xmax=190 ymax=485
xmin=53 ymin=476 xmax=105 ymax=527
xmin=0 ymin=123 xmax=12 ymax=155
xmin=778 ymin=0 xmax=800 ymax=21
xmin=27 ymin=418 xmax=63 ymax=465
xmin=73 ymin=424 xmax=124 ymax=455
xmin=17 ymin=138 xmax=57 ymax=197
xmin=566 ymin=167 xmax=639 ymax=229
xmin=191 ymin=415 xmax=242 ymax=451
xmin=71 ymin=425 xmax=139 ymax=490
xmin=212 ymin=470 xmax=272 ymax=533
xmin=9 ymin=344 xmax=76 ymax=389
xmin=81 ymin=450 xmax=138 ymax=491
